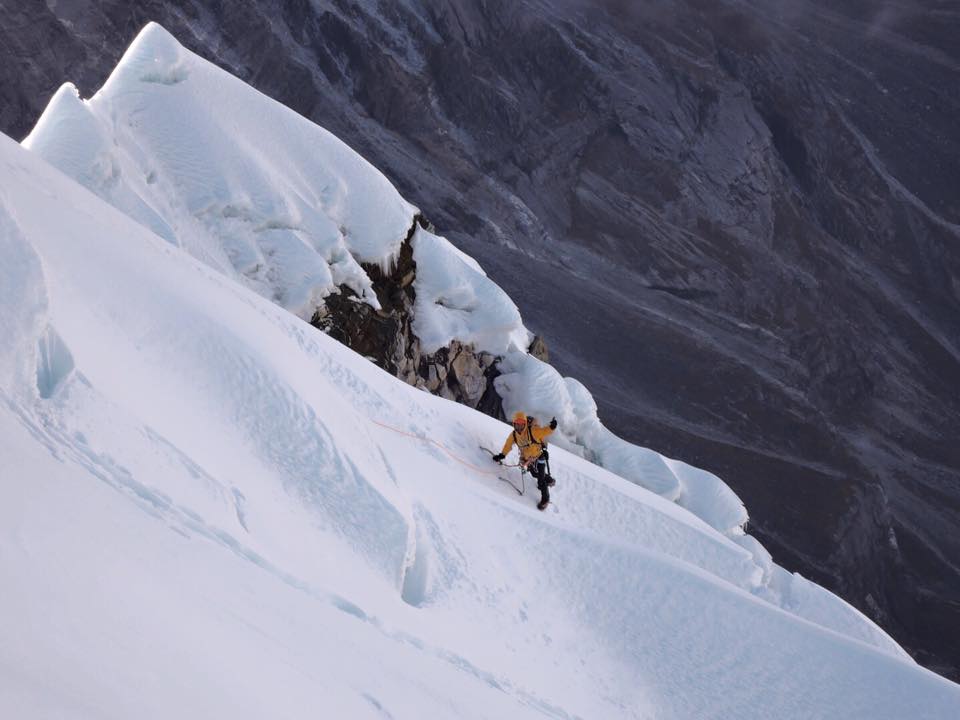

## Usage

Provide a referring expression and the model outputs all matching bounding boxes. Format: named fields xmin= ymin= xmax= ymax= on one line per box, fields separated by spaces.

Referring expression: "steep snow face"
xmin=20 ymin=22 xmax=752 ymax=540
xmin=8 ymin=119 xmax=416 ymax=603
xmin=3 ymin=131 xmax=960 ymax=718
xmin=23 ymin=22 xmax=418 ymax=318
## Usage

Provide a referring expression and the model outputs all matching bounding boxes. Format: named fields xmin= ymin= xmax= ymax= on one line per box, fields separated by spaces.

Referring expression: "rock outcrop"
xmin=311 ymin=215 xmax=508 ymax=420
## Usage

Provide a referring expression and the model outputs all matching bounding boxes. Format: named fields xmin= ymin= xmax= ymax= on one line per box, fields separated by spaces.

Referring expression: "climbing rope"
xmin=368 ymin=418 xmax=521 ymax=477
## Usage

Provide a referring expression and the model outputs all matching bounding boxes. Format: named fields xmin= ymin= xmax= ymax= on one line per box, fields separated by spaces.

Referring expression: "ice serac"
xmin=3 ymin=128 xmax=960 ymax=717
xmin=23 ymin=21 xmax=534 ymax=415
xmin=25 ymin=21 xmax=418 ymax=318
xmin=412 ymin=225 xmax=531 ymax=355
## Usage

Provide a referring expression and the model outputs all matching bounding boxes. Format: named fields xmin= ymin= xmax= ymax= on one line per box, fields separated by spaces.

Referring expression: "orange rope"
xmin=368 ymin=418 xmax=519 ymax=476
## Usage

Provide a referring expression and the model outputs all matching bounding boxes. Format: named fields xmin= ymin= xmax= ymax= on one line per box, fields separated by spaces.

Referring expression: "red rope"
xmin=368 ymin=418 xmax=520 ymax=476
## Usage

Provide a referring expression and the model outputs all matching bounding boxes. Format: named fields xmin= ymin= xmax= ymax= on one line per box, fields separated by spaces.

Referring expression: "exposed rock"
xmin=528 ymin=335 xmax=549 ymax=363
xmin=448 ymin=341 xmax=495 ymax=405
xmin=311 ymin=216 xmax=505 ymax=416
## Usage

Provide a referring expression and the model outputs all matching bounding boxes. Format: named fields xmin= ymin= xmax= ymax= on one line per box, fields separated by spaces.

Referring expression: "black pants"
xmin=530 ymin=455 xmax=550 ymax=505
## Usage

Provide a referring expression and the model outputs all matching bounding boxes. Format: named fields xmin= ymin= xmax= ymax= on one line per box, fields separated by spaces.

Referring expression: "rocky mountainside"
xmin=2 ymin=0 xmax=958 ymax=679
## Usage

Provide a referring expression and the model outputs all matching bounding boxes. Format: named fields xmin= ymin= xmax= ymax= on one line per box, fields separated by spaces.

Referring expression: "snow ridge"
xmin=24 ymin=22 xmax=417 ymax=318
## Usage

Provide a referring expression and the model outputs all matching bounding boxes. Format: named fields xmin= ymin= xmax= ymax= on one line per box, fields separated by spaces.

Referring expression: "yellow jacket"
xmin=501 ymin=421 xmax=554 ymax=463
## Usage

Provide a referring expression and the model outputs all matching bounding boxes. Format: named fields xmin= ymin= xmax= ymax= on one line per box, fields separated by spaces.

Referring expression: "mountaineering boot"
xmin=536 ymin=474 xmax=549 ymax=510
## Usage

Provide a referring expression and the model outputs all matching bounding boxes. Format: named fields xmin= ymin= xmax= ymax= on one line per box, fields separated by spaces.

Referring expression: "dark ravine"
xmin=2 ymin=0 xmax=959 ymax=680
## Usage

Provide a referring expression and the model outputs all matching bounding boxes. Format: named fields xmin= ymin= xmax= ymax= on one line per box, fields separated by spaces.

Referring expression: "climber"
xmin=493 ymin=411 xmax=557 ymax=510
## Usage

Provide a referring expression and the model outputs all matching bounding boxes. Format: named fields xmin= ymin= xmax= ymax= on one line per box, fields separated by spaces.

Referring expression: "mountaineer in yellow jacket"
xmin=493 ymin=411 xmax=557 ymax=510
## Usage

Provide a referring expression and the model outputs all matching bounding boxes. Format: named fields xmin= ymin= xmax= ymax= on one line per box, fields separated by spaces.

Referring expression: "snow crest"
xmin=24 ymin=22 xmax=418 ymax=318
xmin=412 ymin=226 xmax=531 ymax=354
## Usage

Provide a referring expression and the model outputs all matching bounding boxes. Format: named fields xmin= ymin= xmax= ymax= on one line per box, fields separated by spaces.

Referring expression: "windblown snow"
xmin=2 ymin=22 xmax=959 ymax=720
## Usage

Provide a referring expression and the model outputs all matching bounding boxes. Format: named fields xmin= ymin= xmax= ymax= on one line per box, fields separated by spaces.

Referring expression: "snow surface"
xmin=412 ymin=225 xmax=531 ymax=354
xmin=3 ymin=125 xmax=959 ymax=718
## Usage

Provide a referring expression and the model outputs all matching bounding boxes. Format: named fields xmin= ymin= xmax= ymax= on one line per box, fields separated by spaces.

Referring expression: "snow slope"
xmin=22 ymin=22 xmax=751 ymax=538
xmin=3 ymin=125 xmax=959 ymax=718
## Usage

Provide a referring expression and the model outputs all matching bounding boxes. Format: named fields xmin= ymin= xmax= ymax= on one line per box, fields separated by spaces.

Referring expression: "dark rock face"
xmin=312 ymin=214 xmax=504 ymax=413
xmin=2 ymin=0 xmax=959 ymax=679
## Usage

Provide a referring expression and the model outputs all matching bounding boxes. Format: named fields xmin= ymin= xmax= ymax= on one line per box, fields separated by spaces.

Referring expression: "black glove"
xmin=549 ymin=417 xmax=557 ymax=430
xmin=492 ymin=453 xmax=505 ymax=463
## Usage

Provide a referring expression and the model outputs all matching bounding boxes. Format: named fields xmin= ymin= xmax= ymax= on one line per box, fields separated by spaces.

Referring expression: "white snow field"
xmin=3 ymin=22 xmax=958 ymax=719
xmin=23 ymin=23 xmax=751 ymax=535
